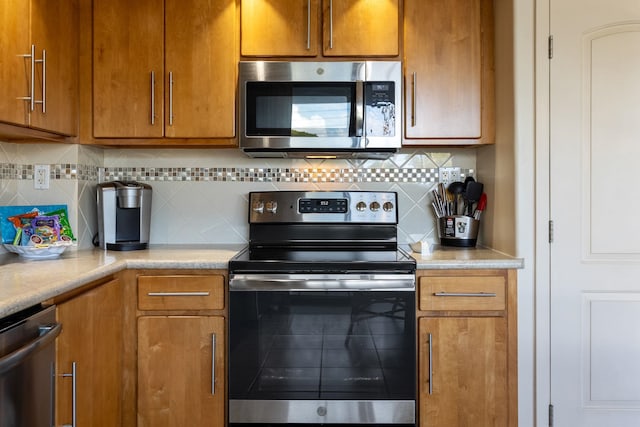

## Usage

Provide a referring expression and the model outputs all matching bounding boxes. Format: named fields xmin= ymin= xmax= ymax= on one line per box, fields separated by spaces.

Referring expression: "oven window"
xmin=229 ymin=291 xmax=415 ymax=400
xmin=245 ymin=82 xmax=356 ymax=137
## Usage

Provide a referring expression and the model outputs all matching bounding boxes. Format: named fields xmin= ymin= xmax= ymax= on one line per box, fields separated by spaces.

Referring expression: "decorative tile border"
xmin=1 ymin=164 xmax=473 ymax=184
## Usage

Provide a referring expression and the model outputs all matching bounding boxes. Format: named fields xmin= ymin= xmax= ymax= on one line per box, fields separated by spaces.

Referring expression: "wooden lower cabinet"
xmin=417 ymin=269 xmax=517 ymax=427
xmin=55 ymin=277 xmax=124 ymax=426
xmin=137 ymin=315 xmax=225 ymax=427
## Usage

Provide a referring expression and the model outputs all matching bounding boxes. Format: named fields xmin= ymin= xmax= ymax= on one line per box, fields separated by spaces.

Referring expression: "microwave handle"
xmin=355 ymin=80 xmax=364 ymax=137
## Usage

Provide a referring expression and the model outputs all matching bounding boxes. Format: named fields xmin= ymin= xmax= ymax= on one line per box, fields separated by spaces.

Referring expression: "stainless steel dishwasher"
xmin=0 ymin=305 xmax=61 ymax=427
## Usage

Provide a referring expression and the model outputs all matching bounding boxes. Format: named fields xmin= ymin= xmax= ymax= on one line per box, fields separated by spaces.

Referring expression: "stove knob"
xmin=356 ymin=201 xmax=367 ymax=211
xmin=265 ymin=201 xmax=278 ymax=214
xmin=369 ymin=201 xmax=381 ymax=212
xmin=252 ymin=201 xmax=264 ymax=214
xmin=383 ymin=201 xmax=394 ymax=212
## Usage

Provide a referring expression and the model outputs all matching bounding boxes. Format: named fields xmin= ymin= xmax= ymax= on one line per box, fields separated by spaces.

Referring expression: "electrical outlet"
xmin=34 ymin=164 xmax=50 ymax=190
xmin=438 ymin=167 xmax=461 ymax=186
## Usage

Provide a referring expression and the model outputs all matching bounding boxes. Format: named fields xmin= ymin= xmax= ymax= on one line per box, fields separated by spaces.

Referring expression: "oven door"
xmin=228 ymin=274 xmax=416 ymax=426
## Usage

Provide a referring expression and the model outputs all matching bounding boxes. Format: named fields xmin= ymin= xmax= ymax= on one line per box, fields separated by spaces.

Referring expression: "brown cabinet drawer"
xmin=419 ymin=275 xmax=506 ymax=311
xmin=138 ymin=275 xmax=225 ymax=311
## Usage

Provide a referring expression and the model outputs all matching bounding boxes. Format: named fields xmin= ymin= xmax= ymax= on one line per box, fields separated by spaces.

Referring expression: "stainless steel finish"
xmin=329 ymin=0 xmax=334 ymax=49
xmin=36 ymin=49 xmax=46 ymax=113
xmin=354 ymin=80 xmax=364 ymax=137
xmin=211 ymin=333 xmax=216 ymax=395
xmin=17 ymin=45 xmax=36 ymax=111
xmin=434 ymin=292 xmax=497 ymax=297
xmin=306 ymin=0 xmax=311 ymax=50
xmin=411 ymin=72 xmax=417 ymax=127
xmin=147 ymin=292 xmax=210 ymax=297
xmin=238 ymin=61 xmax=402 ymax=157
xmin=169 ymin=71 xmax=174 ymax=126
xmin=428 ymin=333 xmax=433 ymax=395
xmin=0 ymin=323 xmax=60 ymax=375
xmin=0 ymin=305 xmax=59 ymax=427
xmin=230 ymin=273 xmax=415 ymax=291
xmin=62 ymin=362 xmax=77 ymax=427
xmin=229 ymin=399 xmax=415 ymax=424
xmin=150 ymin=71 xmax=156 ymax=125
xmin=248 ymin=191 xmax=398 ymax=224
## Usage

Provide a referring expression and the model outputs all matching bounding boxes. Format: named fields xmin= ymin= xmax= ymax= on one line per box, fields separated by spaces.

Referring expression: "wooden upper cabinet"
xmin=322 ymin=0 xmax=398 ymax=57
xmin=0 ymin=0 xmax=30 ymax=126
xmin=93 ymin=0 xmax=236 ymax=139
xmin=30 ymin=0 xmax=78 ymax=135
xmin=93 ymin=0 xmax=164 ymax=138
xmin=240 ymin=0 xmax=398 ymax=57
xmin=241 ymin=0 xmax=319 ymax=57
xmin=164 ymin=0 xmax=236 ymax=138
xmin=0 ymin=0 xmax=78 ymax=136
xmin=404 ymin=0 xmax=495 ymax=144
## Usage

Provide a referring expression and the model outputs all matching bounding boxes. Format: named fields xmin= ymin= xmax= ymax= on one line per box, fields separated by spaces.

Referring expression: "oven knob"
xmin=252 ymin=201 xmax=264 ymax=214
xmin=265 ymin=201 xmax=278 ymax=214
xmin=356 ymin=201 xmax=367 ymax=211
xmin=369 ymin=201 xmax=381 ymax=212
xmin=383 ymin=201 xmax=394 ymax=212
xmin=317 ymin=406 xmax=327 ymax=417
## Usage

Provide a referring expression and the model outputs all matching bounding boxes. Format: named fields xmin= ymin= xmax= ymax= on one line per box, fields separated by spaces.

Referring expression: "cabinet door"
xmin=322 ymin=0 xmax=398 ymax=57
xmin=56 ymin=278 xmax=124 ymax=426
xmin=138 ymin=316 xmax=225 ymax=427
xmin=0 ymin=0 xmax=30 ymax=126
xmin=165 ymin=0 xmax=236 ymax=138
xmin=93 ymin=0 xmax=164 ymax=137
xmin=419 ymin=316 xmax=508 ymax=426
xmin=30 ymin=0 xmax=78 ymax=135
xmin=241 ymin=0 xmax=319 ymax=57
xmin=404 ymin=0 xmax=484 ymax=141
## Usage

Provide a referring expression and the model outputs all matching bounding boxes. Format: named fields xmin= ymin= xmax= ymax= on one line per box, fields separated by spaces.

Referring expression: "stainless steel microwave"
xmin=238 ymin=61 xmax=402 ymax=159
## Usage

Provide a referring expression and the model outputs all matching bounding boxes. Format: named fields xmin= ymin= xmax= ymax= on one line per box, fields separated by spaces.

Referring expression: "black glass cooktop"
xmin=228 ymin=246 xmax=416 ymax=274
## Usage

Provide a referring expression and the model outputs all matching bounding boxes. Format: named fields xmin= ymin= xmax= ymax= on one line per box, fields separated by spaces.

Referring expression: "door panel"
xmin=550 ymin=0 xmax=640 ymax=424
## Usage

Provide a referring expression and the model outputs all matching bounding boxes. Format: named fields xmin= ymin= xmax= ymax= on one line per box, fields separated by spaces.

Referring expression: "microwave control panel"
xmin=365 ymin=82 xmax=396 ymax=137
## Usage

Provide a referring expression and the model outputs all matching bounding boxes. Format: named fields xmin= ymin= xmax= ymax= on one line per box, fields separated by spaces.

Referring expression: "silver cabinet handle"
xmin=411 ymin=72 xmax=417 ymax=127
xmin=35 ymin=49 xmax=46 ymax=113
xmin=306 ymin=0 xmax=311 ymax=50
xmin=169 ymin=71 xmax=174 ymax=126
xmin=211 ymin=333 xmax=216 ymax=395
xmin=433 ymin=292 xmax=497 ymax=297
xmin=150 ymin=71 xmax=156 ymax=125
xmin=17 ymin=44 xmax=36 ymax=111
xmin=147 ymin=291 xmax=210 ymax=297
xmin=329 ymin=0 xmax=333 ymax=49
xmin=427 ymin=333 xmax=433 ymax=395
xmin=354 ymin=80 xmax=364 ymax=137
xmin=62 ymin=361 xmax=77 ymax=427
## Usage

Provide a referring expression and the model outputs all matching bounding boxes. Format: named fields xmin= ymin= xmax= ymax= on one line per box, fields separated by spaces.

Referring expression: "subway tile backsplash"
xmin=0 ymin=143 xmax=477 ymax=250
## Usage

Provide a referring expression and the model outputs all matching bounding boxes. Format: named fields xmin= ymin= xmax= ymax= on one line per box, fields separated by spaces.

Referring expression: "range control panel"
xmin=249 ymin=191 xmax=398 ymax=224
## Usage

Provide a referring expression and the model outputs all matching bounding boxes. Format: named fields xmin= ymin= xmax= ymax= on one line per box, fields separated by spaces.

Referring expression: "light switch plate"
xmin=34 ymin=164 xmax=50 ymax=190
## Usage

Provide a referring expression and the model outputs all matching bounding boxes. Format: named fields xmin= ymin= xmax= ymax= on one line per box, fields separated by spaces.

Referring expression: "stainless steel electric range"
xmin=228 ymin=191 xmax=417 ymax=426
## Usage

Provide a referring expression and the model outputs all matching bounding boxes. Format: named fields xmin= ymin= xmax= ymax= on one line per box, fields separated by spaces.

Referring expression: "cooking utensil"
xmin=447 ymin=181 xmax=465 ymax=215
xmin=464 ymin=181 xmax=484 ymax=216
xmin=473 ymin=192 xmax=487 ymax=219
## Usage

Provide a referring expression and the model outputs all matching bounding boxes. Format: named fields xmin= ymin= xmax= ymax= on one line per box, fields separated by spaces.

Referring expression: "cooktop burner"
xmin=229 ymin=246 xmax=416 ymax=274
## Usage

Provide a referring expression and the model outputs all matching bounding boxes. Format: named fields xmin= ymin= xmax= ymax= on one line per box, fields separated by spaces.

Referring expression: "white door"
xmin=550 ymin=0 xmax=640 ymax=425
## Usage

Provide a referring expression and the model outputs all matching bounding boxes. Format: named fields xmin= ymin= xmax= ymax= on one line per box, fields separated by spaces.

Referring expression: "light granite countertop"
xmin=0 ymin=245 xmax=523 ymax=318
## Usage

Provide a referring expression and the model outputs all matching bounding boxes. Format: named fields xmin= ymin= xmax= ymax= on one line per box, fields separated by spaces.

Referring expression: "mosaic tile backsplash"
xmin=0 ymin=144 xmax=478 ymax=250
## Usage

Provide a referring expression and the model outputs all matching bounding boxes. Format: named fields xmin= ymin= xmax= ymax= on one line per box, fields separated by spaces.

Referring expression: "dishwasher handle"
xmin=0 ymin=322 xmax=61 ymax=375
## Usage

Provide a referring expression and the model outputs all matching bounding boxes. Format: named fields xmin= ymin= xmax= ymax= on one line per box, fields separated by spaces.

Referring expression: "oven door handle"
xmin=229 ymin=274 xmax=415 ymax=291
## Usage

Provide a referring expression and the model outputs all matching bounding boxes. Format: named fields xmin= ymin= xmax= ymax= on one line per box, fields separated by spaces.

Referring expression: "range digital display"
xmin=299 ymin=198 xmax=348 ymax=213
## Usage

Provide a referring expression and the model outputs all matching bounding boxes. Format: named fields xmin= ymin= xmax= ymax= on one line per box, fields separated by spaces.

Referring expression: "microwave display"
xmin=247 ymin=82 xmax=356 ymax=138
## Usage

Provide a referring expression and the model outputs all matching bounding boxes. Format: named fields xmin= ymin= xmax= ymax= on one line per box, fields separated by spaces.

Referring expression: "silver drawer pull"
xmin=433 ymin=292 xmax=497 ymax=297
xmin=147 ymin=292 xmax=210 ymax=297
